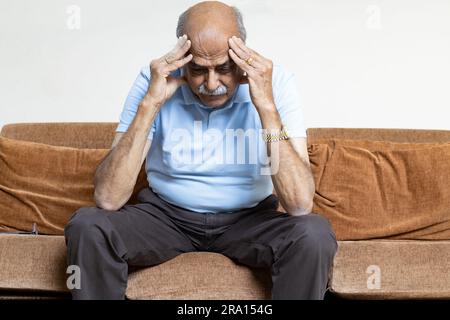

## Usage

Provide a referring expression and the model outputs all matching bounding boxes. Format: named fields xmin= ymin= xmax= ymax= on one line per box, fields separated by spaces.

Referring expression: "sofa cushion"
xmin=331 ymin=240 xmax=450 ymax=299
xmin=308 ymin=140 xmax=450 ymax=240
xmin=309 ymin=138 xmax=445 ymax=150
xmin=125 ymin=252 xmax=271 ymax=300
xmin=0 ymin=136 xmax=109 ymax=234
xmin=0 ymin=136 xmax=148 ymax=235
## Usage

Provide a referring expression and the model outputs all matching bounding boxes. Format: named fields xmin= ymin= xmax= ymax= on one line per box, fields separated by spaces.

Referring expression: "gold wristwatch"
xmin=263 ymin=127 xmax=290 ymax=143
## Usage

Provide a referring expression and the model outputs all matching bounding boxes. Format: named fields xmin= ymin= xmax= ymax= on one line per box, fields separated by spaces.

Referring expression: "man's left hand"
xmin=228 ymin=36 xmax=275 ymax=112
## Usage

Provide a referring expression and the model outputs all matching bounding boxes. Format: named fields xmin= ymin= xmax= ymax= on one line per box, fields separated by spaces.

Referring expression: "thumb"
xmin=166 ymin=75 xmax=187 ymax=98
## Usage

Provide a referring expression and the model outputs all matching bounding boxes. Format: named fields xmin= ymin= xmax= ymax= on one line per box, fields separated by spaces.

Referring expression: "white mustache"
xmin=198 ymin=84 xmax=228 ymax=96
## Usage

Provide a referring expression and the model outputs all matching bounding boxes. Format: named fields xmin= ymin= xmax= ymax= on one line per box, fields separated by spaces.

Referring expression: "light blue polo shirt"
xmin=116 ymin=64 xmax=306 ymax=213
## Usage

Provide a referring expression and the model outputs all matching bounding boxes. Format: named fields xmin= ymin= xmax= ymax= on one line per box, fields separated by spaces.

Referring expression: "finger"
xmin=172 ymin=35 xmax=189 ymax=53
xmin=228 ymin=49 xmax=257 ymax=77
xmin=233 ymin=37 xmax=265 ymax=61
xmin=164 ymin=35 xmax=191 ymax=63
xmin=228 ymin=36 xmax=252 ymax=60
xmin=233 ymin=37 xmax=259 ymax=55
xmin=229 ymin=37 xmax=252 ymax=56
xmin=228 ymin=37 xmax=251 ymax=60
xmin=164 ymin=41 xmax=190 ymax=64
xmin=228 ymin=37 xmax=263 ymax=69
xmin=165 ymin=53 xmax=193 ymax=72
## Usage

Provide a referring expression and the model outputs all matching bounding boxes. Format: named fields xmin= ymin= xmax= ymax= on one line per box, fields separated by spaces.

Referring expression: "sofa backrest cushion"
xmin=0 ymin=136 xmax=147 ymax=235
xmin=308 ymin=139 xmax=450 ymax=240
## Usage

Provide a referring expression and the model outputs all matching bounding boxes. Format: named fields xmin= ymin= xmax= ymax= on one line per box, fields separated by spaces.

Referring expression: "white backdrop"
xmin=1 ymin=0 xmax=449 ymax=130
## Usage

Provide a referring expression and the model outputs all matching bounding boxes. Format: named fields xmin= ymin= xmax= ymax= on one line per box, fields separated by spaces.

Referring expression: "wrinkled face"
xmin=184 ymin=31 xmax=244 ymax=107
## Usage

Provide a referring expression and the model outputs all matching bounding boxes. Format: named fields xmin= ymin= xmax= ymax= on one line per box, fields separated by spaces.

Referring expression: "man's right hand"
xmin=146 ymin=34 xmax=193 ymax=107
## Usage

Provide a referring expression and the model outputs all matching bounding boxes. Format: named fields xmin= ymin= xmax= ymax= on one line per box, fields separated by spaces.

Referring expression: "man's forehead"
xmin=190 ymin=55 xmax=231 ymax=67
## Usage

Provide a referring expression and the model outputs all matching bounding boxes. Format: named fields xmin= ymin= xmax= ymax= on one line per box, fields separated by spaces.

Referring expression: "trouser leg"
xmin=64 ymin=207 xmax=128 ymax=300
xmin=270 ymin=214 xmax=337 ymax=299
xmin=64 ymin=188 xmax=196 ymax=300
xmin=208 ymin=198 xmax=337 ymax=300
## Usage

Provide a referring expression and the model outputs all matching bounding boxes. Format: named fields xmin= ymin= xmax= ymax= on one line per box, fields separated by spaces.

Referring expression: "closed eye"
xmin=188 ymin=61 xmax=236 ymax=75
xmin=188 ymin=64 xmax=207 ymax=75
xmin=216 ymin=66 xmax=232 ymax=74
xmin=216 ymin=61 xmax=236 ymax=74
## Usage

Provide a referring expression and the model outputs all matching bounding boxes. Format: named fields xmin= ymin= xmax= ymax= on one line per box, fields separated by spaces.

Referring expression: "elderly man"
xmin=65 ymin=1 xmax=337 ymax=300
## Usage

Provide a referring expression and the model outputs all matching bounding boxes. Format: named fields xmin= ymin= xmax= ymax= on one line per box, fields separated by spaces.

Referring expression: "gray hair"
xmin=176 ymin=6 xmax=247 ymax=42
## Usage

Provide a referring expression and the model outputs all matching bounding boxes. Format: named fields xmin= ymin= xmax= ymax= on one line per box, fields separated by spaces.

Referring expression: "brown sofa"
xmin=0 ymin=123 xmax=449 ymax=299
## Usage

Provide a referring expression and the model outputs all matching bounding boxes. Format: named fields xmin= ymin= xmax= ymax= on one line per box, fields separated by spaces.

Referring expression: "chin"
xmin=200 ymin=95 xmax=229 ymax=108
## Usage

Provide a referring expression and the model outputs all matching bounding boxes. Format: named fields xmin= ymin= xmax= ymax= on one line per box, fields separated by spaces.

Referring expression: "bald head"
xmin=176 ymin=2 xmax=247 ymax=108
xmin=176 ymin=1 xmax=246 ymax=59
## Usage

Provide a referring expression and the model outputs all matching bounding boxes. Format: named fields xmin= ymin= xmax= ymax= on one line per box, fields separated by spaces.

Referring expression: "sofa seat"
xmin=0 ymin=234 xmax=271 ymax=299
xmin=1 ymin=234 xmax=449 ymax=299
xmin=126 ymin=252 xmax=271 ymax=299
xmin=331 ymin=240 xmax=450 ymax=299
xmin=0 ymin=235 xmax=68 ymax=295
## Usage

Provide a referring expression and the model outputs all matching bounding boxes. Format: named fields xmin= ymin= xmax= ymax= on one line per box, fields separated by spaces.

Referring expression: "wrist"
xmin=141 ymin=94 xmax=163 ymax=111
xmin=137 ymin=96 xmax=161 ymax=122
xmin=258 ymin=106 xmax=282 ymax=130
xmin=255 ymin=100 xmax=277 ymax=112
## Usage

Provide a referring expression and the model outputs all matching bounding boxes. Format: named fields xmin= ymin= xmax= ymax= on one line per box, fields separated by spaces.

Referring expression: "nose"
xmin=206 ymin=70 xmax=220 ymax=91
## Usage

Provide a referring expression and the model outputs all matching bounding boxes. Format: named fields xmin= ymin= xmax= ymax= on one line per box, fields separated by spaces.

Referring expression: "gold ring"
xmin=246 ymin=56 xmax=254 ymax=66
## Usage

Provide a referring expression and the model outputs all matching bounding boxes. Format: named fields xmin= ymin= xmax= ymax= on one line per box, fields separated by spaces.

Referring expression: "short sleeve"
xmin=116 ymin=66 xmax=157 ymax=140
xmin=273 ymin=66 xmax=307 ymax=138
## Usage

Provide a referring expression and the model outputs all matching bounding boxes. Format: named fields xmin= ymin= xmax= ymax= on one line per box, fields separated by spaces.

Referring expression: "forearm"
xmin=259 ymin=108 xmax=315 ymax=215
xmin=94 ymin=96 xmax=159 ymax=210
xmin=226 ymin=34 xmax=315 ymax=213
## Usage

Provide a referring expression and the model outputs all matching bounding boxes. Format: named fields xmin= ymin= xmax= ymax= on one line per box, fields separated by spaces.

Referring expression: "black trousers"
xmin=64 ymin=187 xmax=337 ymax=300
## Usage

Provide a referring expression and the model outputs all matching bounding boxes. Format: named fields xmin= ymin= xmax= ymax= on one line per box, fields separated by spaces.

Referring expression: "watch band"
xmin=263 ymin=127 xmax=290 ymax=143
